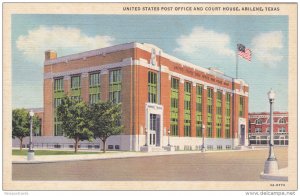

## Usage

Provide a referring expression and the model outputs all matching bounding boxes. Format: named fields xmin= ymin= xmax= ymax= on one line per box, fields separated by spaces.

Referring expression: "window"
xmin=170 ymin=78 xmax=179 ymax=136
xmin=184 ymin=82 xmax=191 ymax=137
xmin=278 ymin=127 xmax=286 ymax=133
xmin=207 ymin=145 xmax=213 ymax=151
xmin=225 ymin=93 xmax=231 ymax=138
xmin=54 ymin=78 xmax=64 ymax=136
xmin=148 ymin=71 xmax=157 ymax=103
xmin=239 ymin=96 xmax=244 ymax=117
xmin=266 ymin=127 xmax=270 ymax=133
xmin=71 ymin=75 xmax=81 ymax=99
xmin=71 ymin=96 xmax=80 ymax=101
xmin=255 ymin=128 xmax=262 ymax=133
xmin=255 ymin=119 xmax=263 ymax=125
xmin=196 ymin=85 xmax=203 ymax=137
xmin=216 ymin=91 xmax=222 ymax=138
xmin=150 ymin=114 xmax=157 ymax=131
xmin=89 ymin=94 xmax=100 ymax=104
xmin=109 ymin=69 xmax=121 ymax=103
xmin=89 ymin=72 xmax=101 ymax=104
xmin=89 ymin=72 xmax=100 ymax=87
xmin=279 ymin=118 xmax=286 ymax=124
xmin=71 ymin=75 xmax=81 ymax=89
xmin=54 ymin=78 xmax=64 ymax=92
xmin=171 ymin=77 xmax=179 ymax=89
xmin=54 ymin=98 xmax=62 ymax=108
xmin=54 ymin=119 xmax=63 ymax=136
xmin=207 ymin=88 xmax=213 ymax=138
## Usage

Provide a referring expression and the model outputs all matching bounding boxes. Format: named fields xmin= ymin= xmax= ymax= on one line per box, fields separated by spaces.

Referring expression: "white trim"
xmin=63 ymin=76 xmax=70 ymax=80
xmin=135 ymin=58 xmax=240 ymax=95
xmin=82 ymin=72 xmax=89 ymax=78
xmin=44 ymin=58 xmax=132 ymax=79
xmin=249 ymin=114 xmax=288 ymax=119
xmin=45 ymin=42 xmax=136 ymax=65
xmin=45 ymin=42 xmax=244 ymax=85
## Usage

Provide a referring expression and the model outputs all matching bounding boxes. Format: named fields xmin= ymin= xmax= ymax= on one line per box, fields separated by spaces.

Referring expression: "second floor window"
xmin=148 ymin=71 xmax=157 ymax=103
xmin=54 ymin=78 xmax=63 ymax=92
xmin=71 ymin=75 xmax=81 ymax=89
xmin=89 ymin=72 xmax=100 ymax=87
xmin=109 ymin=69 xmax=121 ymax=103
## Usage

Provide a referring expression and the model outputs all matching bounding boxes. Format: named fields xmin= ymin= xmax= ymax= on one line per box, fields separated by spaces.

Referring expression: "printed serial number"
xmin=270 ymin=183 xmax=286 ymax=187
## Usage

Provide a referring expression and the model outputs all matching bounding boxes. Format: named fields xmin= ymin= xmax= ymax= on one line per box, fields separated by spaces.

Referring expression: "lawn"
xmin=12 ymin=149 xmax=102 ymax=156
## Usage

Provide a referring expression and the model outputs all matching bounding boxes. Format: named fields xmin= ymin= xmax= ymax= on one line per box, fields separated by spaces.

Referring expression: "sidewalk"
xmin=260 ymin=167 xmax=288 ymax=181
xmin=12 ymin=148 xmax=261 ymax=164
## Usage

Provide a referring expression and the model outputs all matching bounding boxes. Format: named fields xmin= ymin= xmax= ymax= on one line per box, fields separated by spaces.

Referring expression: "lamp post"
xmin=263 ymin=89 xmax=278 ymax=174
xmin=27 ymin=110 xmax=35 ymax=161
xmin=167 ymin=129 xmax=171 ymax=146
xmin=201 ymin=124 xmax=206 ymax=152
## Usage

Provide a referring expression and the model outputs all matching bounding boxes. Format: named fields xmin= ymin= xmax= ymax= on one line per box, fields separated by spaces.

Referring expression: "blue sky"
xmin=12 ymin=15 xmax=288 ymax=112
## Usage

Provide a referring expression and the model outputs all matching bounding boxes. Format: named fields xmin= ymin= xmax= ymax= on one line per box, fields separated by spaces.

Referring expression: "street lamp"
xmin=201 ymin=124 xmax=206 ymax=152
xmin=263 ymin=89 xmax=278 ymax=174
xmin=27 ymin=110 xmax=35 ymax=161
xmin=167 ymin=129 xmax=171 ymax=146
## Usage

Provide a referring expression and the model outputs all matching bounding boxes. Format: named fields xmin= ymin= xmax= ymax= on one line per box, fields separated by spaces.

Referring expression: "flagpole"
xmin=233 ymin=44 xmax=238 ymax=148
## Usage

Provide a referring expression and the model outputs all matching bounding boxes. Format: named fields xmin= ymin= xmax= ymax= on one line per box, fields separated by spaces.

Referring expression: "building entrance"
xmin=240 ymin=124 xmax=245 ymax=145
xmin=149 ymin=114 xmax=160 ymax=146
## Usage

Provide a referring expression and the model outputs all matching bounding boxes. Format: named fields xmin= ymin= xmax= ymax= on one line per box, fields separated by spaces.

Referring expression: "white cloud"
xmin=251 ymin=31 xmax=283 ymax=67
xmin=16 ymin=26 xmax=115 ymax=64
xmin=174 ymin=26 xmax=235 ymax=57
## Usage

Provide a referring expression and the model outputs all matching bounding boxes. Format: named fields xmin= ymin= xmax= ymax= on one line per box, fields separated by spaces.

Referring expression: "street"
xmin=12 ymin=147 xmax=288 ymax=181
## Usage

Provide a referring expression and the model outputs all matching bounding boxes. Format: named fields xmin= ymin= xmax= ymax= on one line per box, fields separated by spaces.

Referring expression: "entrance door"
xmin=156 ymin=115 xmax=160 ymax=146
xmin=240 ymin=125 xmax=245 ymax=145
xmin=149 ymin=114 xmax=157 ymax=146
xmin=149 ymin=113 xmax=160 ymax=146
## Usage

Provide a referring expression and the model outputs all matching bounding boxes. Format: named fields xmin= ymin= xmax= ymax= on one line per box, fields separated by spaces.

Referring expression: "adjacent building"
xmin=248 ymin=112 xmax=288 ymax=146
xmin=43 ymin=42 xmax=249 ymax=151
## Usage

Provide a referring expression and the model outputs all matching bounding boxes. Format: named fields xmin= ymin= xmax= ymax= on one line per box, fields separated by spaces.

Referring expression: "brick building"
xmin=248 ymin=112 xmax=288 ymax=145
xmin=43 ymin=42 xmax=249 ymax=151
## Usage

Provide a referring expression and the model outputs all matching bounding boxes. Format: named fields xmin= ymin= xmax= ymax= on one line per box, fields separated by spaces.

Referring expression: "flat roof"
xmin=44 ymin=42 xmax=248 ymax=85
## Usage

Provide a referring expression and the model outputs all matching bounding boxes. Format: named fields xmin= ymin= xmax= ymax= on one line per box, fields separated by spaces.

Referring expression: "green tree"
xmin=56 ymin=96 xmax=93 ymax=153
xmin=88 ymin=101 xmax=123 ymax=153
xmin=12 ymin=108 xmax=40 ymax=150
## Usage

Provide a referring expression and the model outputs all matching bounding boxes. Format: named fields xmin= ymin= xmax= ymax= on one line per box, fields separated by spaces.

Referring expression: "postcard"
xmin=3 ymin=2 xmax=297 ymax=192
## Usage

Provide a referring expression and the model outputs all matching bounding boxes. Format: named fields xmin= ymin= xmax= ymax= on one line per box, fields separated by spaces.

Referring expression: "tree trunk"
xmin=103 ymin=139 xmax=106 ymax=153
xmin=75 ymin=137 xmax=79 ymax=153
xmin=19 ymin=138 xmax=23 ymax=151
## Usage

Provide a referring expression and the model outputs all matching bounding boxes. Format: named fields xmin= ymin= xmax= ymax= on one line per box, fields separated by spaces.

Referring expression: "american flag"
xmin=237 ymin=44 xmax=251 ymax=61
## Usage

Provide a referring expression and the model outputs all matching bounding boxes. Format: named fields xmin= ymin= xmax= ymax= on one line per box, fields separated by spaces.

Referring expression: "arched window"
xmin=279 ymin=118 xmax=286 ymax=124
xmin=266 ymin=127 xmax=270 ymax=133
xmin=255 ymin=119 xmax=263 ymax=125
